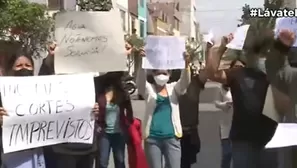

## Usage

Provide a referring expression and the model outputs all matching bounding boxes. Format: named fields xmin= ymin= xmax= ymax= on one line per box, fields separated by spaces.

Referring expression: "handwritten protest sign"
xmin=142 ymin=36 xmax=185 ymax=69
xmin=54 ymin=11 xmax=126 ymax=74
xmin=0 ymin=74 xmax=95 ymax=153
xmin=266 ymin=124 xmax=297 ymax=148
xmin=226 ymin=25 xmax=250 ymax=50
xmin=203 ymin=30 xmax=214 ymax=45
xmin=274 ymin=17 xmax=297 ymax=47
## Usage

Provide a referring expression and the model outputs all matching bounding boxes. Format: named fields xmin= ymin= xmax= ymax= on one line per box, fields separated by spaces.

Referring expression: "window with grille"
xmin=48 ymin=0 xmax=60 ymax=10
xmin=120 ymin=10 xmax=126 ymax=31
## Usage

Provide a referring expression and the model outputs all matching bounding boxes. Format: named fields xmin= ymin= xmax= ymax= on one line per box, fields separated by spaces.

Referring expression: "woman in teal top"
xmin=144 ymin=70 xmax=183 ymax=168
xmin=97 ymin=72 xmax=133 ymax=168
xmin=149 ymin=94 xmax=175 ymax=138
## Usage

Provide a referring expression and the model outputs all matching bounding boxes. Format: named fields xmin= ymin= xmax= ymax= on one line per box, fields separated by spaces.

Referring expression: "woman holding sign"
xmin=0 ymin=50 xmax=100 ymax=168
xmin=136 ymin=49 xmax=191 ymax=168
xmin=0 ymin=50 xmax=46 ymax=168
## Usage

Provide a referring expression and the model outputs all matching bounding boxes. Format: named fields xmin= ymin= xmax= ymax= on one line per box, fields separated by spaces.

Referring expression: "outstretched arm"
xmin=265 ymin=30 xmax=297 ymax=96
xmin=38 ymin=43 xmax=55 ymax=75
xmin=135 ymin=49 xmax=151 ymax=99
xmin=205 ymin=36 xmax=233 ymax=85
xmin=173 ymin=53 xmax=191 ymax=95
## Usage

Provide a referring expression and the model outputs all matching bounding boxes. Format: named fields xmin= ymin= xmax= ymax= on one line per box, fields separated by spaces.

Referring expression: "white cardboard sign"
xmin=0 ymin=74 xmax=95 ymax=153
xmin=142 ymin=36 xmax=185 ymax=70
xmin=226 ymin=25 xmax=250 ymax=50
xmin=54 ymin=11 xmax=127 ymax=73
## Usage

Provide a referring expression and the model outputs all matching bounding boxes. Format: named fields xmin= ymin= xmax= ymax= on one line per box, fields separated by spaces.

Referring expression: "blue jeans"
xmin=221 ymin=139 xmax=232 ymax=168
xmin=232 ymin=141 xmax=278 ymax=168
xmin=144 ymin=137 xmax=181 ymax=168
xmin=97 ymin=133 xmax=125 ymax=168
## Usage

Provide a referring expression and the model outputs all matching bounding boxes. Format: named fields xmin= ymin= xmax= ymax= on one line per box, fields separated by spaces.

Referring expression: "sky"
xmin=196 ymin=0 xmax=264 ymax=39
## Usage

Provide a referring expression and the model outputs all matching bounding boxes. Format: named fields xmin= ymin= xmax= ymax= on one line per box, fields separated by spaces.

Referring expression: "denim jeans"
xmin=144 ymin=137 xmax=181 ymax=168
xmin=221 ymin=139 xmax=232 ymax=168
xmin=97 ymin=133 xmax=126 ymax=168
xmin=232 ymin=141 xmax=278 ymax=168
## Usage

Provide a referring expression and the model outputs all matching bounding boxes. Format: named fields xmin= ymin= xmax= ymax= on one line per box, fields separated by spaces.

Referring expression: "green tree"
xmin=76 ymin=0 xmax=113 ymax=11
xmin=186 ymin=37 xmax=203 ymax=62
xmin=239 ymin=0 xmax=283 ymax=29
xmin=0 ymin=0 xmax=52 ymax=58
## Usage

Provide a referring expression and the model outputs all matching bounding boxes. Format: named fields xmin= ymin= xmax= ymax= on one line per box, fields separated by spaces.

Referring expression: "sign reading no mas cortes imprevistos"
xmin=0 ymin=74 xmax=95 ymax=153
xmin=54 ymin=11 xmax=127 ymax=74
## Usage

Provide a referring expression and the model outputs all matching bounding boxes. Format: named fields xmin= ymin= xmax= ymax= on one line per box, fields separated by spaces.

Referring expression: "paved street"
xmin=106 ymin=82 xmax=222 ymax=168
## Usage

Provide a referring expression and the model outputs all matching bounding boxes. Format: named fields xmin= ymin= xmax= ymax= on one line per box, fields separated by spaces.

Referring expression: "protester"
xmin=38 ymin=42 xmax=55 ymax=75
xmin=136 ymin=49 xmax=191 ymax=168
xmin=262 ymin=29 xmax=297 ymax=168
xmin=95 ymin=71 xmax=133 ymax=168
xmin=214 ymin=59 xmax=245 ymax=168
xmin=38 ymin=44 xmax=100 ymax=168
xmin=163 ymin=37 xmax=212 ymax=168
xmin=166 ymin=65 xmax=202 ymax=168
xmin=167 ymin=60 xmax=210 ymax=168
xmin=0 ymin=50 xmax=46 ymax=168
xmin=206 ymin=28 xmax=295 ymax=168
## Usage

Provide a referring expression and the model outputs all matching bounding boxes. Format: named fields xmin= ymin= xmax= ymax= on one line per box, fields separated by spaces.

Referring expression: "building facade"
xmin=147 ymin=2 xmax=181 ymax=36
xmin=177 ymin=0 xmax=197 ymax=38
xmin=116 ymin=0 xmax=129 ymax=34
xmin=138 ymin=0 xmax=147 ymax=38
xmin=128 ymin=0 xmax=140 ymax=36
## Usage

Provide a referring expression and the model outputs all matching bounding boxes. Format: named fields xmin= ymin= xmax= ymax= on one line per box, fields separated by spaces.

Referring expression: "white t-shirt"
xmin=214 ymin=87 xmax=233 ymax=139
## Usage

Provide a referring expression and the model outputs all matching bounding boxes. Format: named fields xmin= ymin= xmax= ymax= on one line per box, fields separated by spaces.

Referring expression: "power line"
xmin=195 ymin=8 xmax=242 ymax=12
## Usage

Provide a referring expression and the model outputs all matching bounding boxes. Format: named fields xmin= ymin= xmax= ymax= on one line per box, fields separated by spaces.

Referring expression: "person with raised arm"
xmin=206 ymin=28 xmax=295 ymax=168
xmin=136 ymin=47 xmax=191 ymax=168
xmin=214 ymin=59 xmax=245 ymax=168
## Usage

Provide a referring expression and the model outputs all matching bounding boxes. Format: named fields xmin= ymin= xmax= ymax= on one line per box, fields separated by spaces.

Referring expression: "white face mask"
xmin=154 ymin=74 xmax=169 ymax=86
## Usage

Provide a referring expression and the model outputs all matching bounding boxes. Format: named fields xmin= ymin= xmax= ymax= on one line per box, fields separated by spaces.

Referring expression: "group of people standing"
xmin=0 ymin=26 xmax=296 ymax=168
xmin=210 ymin=28 xmax=297 ymax=168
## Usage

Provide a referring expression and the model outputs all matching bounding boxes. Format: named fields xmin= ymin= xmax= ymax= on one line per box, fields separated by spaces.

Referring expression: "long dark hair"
xmin=5 ymin=50 xmax=34 ymax=73
xmin=95 ymin=71 xmax=130 ymax=105
xmin=229 ymin=58 xmax=246 ymax=68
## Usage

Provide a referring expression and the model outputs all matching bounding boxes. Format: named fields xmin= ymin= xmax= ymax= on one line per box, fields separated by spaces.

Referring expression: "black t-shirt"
xmin=288 ymin=47 xmax=297 ymax=67
xmin=170 ymin=68 xmax=204 ymax=128
xmin=225 ymin=67 xmax=277 ymax=148
xmin=179 ymin=76 xmax=203 ymax=127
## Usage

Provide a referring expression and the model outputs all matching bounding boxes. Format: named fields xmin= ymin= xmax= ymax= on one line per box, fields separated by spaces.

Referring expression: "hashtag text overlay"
xmin=249 ymin=8 xmax=297 ymax=17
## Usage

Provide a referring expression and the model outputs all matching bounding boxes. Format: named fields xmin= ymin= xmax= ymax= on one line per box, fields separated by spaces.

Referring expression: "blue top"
xmin=105 ymin=103 xmax=121 ymax=133
xmin=149 ymin=94 xmax=174 ymax=138
xmin=2 ymin=148 xmax=45 ymax=168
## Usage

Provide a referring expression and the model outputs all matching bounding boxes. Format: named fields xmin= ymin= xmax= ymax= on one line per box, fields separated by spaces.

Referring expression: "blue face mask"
xmin=257 ymin=58 xmax=266 ymax=73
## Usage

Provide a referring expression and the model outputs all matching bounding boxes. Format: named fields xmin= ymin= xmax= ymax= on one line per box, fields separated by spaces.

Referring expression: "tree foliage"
xmin=77 ymin=0 xmax=113 ymax=11
xmin=186 ymin=37 xmax=203 ymax=62
xmin=239 ymin=0 xmax=283 ymax=30
xmin=0 ymin=0 xmax=52 ymax=58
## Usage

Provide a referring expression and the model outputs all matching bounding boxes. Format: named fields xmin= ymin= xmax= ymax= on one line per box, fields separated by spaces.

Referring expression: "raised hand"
xmin=0 ymin=107 xmax=8 ymax=125
xmin=221 ymin=33 xmax=233 ymax=47
xmin=139 ymin=47 xmax=145 ymax=57
xmin=278 ymin=29 xmax=296 ymax=47
xmin=48 ymin=41 xmax=56 ymax=56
